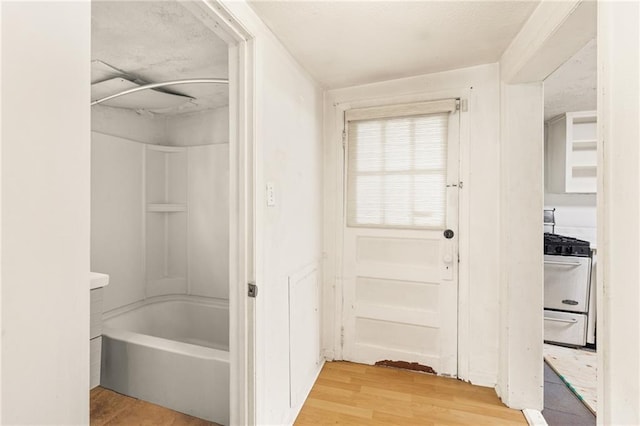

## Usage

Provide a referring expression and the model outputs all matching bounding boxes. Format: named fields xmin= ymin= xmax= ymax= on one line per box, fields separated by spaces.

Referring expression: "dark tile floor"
xmin=543 ymin=362 xmax=596 ymax=426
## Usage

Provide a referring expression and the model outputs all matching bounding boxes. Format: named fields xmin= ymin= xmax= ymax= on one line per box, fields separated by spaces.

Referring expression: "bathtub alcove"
xmin=90 ymin=2 xmax=231 ymax=424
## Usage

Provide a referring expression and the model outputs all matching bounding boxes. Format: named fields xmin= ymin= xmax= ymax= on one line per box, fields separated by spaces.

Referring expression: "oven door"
xmin=544 ymin=310 xmax=587 ymax=347
xmin=544 ymin=254 xmax=592 ymax=312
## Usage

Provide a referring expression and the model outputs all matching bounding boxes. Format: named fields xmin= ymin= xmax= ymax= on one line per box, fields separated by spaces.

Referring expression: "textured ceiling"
xmin=249 ymin=1 xmax=539 ymax=89
xmin=544 ymin=39 xmax=596 ymax=121
xmin=92 ymin=1 xmax=228 ymax=115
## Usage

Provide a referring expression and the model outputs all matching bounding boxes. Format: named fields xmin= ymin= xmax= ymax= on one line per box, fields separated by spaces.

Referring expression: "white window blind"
xmin=346 ymin=102 xmax=453 ymax=229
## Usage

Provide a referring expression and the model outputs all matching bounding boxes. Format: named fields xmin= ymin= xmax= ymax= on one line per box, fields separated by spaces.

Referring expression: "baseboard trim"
xmin=523 ymin=409 xmax=548 ymax=426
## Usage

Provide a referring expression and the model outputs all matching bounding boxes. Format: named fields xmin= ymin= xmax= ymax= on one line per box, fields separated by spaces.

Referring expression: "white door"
xmin=341 ymin=99 xmax=460 ymax=376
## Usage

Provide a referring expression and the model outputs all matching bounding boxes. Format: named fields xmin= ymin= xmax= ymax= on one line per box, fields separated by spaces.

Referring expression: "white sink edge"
xmin=90 ymin=272 xmax=110 ymax=290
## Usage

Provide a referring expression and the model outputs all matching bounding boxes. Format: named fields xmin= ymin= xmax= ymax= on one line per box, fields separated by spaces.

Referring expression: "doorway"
xmin=541 ymin=38 xmax=597 ymax=425
xmin=89 ymin=1 xmax=255 ymax=424
xmin=339 ymin=99 xmax=461 ymax=376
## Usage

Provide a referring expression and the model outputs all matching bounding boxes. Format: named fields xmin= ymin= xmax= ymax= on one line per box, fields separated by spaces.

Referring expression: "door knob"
xmin=444 ymin=229 xmax=454 ymax=239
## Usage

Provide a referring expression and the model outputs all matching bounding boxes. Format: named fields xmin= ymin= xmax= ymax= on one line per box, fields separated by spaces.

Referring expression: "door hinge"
xmin=248 ymin=282 xmax=258 ymax=298
xmin=342 ymin=129 xmax=346 ymax=149
xmin=340 ymin=326 xmax=345 ymax=347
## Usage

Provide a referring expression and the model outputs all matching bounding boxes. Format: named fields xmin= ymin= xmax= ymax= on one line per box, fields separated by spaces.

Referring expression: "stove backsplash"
xmin=544 ymin=193 xmax=597 ymax=248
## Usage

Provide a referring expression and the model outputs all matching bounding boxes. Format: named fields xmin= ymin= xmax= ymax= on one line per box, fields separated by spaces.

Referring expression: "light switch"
xmin=266 ymin=182 xmax=276 ymax=207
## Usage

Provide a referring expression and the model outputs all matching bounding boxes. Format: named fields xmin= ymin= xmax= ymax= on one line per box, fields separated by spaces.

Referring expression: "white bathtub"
xmin=101 ymin=296 xmax=229 ymax=425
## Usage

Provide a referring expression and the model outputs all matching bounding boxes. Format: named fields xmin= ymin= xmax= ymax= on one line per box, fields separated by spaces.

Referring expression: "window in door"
xmin=347 ymin=112 xmax=450 ymax=229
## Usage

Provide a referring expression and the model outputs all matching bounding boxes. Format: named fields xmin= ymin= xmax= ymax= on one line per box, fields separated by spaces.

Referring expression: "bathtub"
xmin=101 ymin=295 xmax=229 ymax=425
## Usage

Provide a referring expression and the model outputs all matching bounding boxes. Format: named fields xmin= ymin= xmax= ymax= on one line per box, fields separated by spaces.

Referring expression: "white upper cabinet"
xmin=546 ymin=111 xmax=597 ymax=193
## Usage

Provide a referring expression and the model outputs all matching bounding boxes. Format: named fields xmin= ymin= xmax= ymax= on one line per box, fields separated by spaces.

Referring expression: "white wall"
xmin=188 ymin=144 xmax=229 ymax=299
xmin=323 ymin=64 xmax=501 ymax=387
xmin=597 ymin=1 xmax=640 ymax=424
xmin=495 ymin=0 xmax=597 ymax=411
xmin=92 ymin=105 xmax=228 ymax=147
xmin=497 ymin=83 xmax=544 ymax=410
xmin=91 ymin=105 xmax=229 ymax=146
xmin=544 ymin=193 xmax=596 ymax=245
xmin=92 ymin=89 xmax=230 ymax=307
xmin=167 ymin=107 xmax=229 ymax=146
xmin=258 ymin=66 xmax=323 ymax=425
xmin=91 ymin=132 xmax=229 ymax=308
xmin=0 ymin=2 xmax=91 ymax=424
xmin=92 ymin=106 xmax=164 ymax=145
xmin=545 ymin=121 xmax=597 ymax=245
xmin=92 ymin=133 xmax=145 ymax=312
xmin=221 ymin=2 xmax=325 ymax=424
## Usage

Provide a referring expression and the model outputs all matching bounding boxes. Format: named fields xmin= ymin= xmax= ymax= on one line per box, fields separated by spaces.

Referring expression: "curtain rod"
xmin=91 ymin=78 xmax=229 ymax=106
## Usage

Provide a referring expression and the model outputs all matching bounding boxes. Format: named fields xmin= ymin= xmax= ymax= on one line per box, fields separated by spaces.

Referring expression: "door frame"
xmin=330 ymin=88 xmax=471 ymax=379
xmin=505 ymin=1 xmax=640 ymax=420
xmin=184 ymin=2 xmax=256 ymax=424
xmin=496 ymin=0 xmax=596 ymax=411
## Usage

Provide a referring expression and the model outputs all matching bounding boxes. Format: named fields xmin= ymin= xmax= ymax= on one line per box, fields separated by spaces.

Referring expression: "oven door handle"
xmin=544 ymin=260 xmax=582 ymax=266
xmin=544 ymin=316 xmax=578 ymax=324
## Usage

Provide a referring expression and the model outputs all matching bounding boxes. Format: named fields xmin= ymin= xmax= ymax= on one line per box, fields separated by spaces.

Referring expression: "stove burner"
xmin=544 ymin=233 xmax=591 ymax=257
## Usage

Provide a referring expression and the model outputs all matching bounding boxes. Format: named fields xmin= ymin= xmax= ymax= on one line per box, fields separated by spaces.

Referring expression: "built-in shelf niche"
xmin=145 ymin=144 xmax=188 ymax=295
xmin=572 ymin=140 xmax=597 ymax=151
xmin=546 ymin=111 xmax=597 ymax=194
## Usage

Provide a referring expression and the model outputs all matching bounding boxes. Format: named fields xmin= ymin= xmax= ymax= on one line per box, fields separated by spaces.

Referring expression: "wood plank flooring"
xmin=92 ymin=362 xmax=525 ymax=425
xmin=294 ymin=361 xmax=527 ymax=426
xmin=90 ymin=387 xmax=219 ymax=426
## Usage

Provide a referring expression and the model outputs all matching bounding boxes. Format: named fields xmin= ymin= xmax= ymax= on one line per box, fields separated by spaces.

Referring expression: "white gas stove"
xmin=544 ymin=233 xmax=595 ymax=347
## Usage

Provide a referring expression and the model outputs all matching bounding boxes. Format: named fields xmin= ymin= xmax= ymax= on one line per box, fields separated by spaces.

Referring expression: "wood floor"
xmin=90 ymin=387 xmax=219 ymax=426
xmin=91 ymin=362 xmax=525 ymax=426
xmin=294 ymin=361 xmax=527 ymax=426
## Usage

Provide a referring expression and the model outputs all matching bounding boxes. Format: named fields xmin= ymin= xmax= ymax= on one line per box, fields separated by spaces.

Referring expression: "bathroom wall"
xmin=144 ymin=145 xmax=189 ymax=297
xmin=92 ymin=106 xmax=164 ymax=144
xmin=91 ymin=107 xmax=229 ymax=313
xmin=91 ymin=133 xmax=145 ymax=312
xmin=92 ymin=105 xmax=229 ymax=146
xmin=188 ymin=144 xmax=229 ymax=299
xmin=166 ymin=107 xmax=229 ymax=146
xmin=92 ymin=107 xmax=155 ymax=313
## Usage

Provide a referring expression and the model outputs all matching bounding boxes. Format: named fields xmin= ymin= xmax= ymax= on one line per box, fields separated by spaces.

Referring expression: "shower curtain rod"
xmin=90 ymin=78 xmax=229 ymax=106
